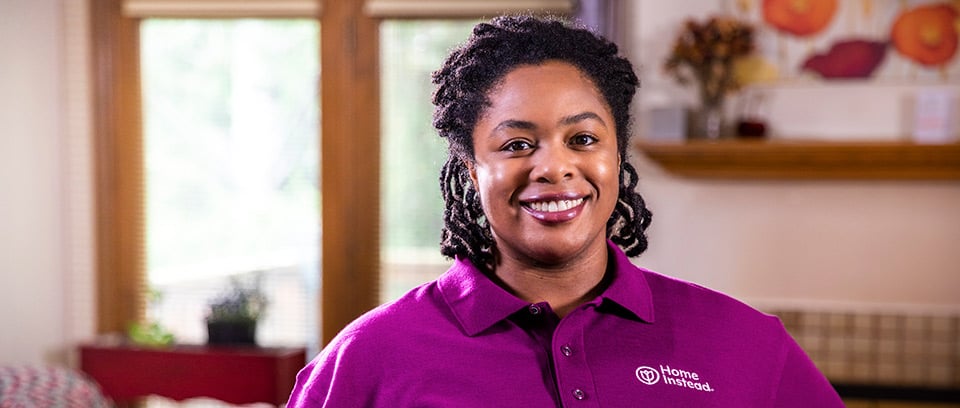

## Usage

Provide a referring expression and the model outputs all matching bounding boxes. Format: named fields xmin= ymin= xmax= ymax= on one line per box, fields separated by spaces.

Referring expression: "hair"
xmin=432 ymin=14 xmax=653 ymax=272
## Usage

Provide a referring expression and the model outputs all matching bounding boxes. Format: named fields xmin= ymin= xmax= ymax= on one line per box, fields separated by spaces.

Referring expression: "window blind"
xmin=364 ymin=0 xmax=576 ymax=18
xmin=123 ymin=0 xmax=320 ymax=17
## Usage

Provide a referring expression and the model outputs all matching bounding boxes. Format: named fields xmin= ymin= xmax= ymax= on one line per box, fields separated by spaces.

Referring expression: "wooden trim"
xmin=91 ymin=0 xmax=146 ymax=334
xmin=123 ymin=0 xmax=320 ymax=18
xmin=320 ymin=0 xmax=381 ymax=344
xmin=635 ymin=140 xmax=960 ymax=180
xmin=363 ymin=0 xmax=574 ymax=18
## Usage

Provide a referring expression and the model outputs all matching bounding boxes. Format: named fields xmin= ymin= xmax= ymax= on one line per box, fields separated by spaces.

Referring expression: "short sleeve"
xmin=771 ymin=332 xmax=845 ymax=407
xmin=286 ymin=332 xmax=381 ymax=408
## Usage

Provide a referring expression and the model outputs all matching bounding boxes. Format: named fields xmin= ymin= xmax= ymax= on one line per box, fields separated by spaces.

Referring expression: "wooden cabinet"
xmin=79 ymin=342 xmax=306 ymax=406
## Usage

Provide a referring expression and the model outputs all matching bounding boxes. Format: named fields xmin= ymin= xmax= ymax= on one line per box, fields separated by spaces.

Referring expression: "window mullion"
xmin=91 ymin=0 xmax=147 ymax=334
xmin=320 ymin=0 xmax=382 ymax=345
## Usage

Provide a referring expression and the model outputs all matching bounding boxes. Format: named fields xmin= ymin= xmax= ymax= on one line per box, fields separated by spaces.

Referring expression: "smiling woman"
xmin=465 ymin=62 xmax=622 ymax=309
xmin=288 ymin=15 xmax=845 ymax=407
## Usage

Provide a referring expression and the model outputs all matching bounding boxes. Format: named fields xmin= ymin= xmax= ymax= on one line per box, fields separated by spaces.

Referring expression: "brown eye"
xmin=502 ymin=139 xmax=534 ymax=152
xmin=569 ymin=134 xmax=597 ymax=146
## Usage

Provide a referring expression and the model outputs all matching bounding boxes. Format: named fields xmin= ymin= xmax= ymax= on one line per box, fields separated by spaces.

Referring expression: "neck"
xmin=493 ymin=241 xmax=611 ymax=318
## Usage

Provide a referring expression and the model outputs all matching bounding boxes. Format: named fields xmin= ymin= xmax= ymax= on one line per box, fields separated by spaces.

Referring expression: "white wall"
xmin=625 ymin=0 xmax=960 ymax=311
xmin=0 ymin=0 xmax=94 ymax=366
xmin=0 ymin=0 xmax=68 ymax=364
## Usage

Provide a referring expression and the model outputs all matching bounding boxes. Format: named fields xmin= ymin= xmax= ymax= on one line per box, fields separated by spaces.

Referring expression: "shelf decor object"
xmin=664 ymin=16 xmax=756 ymax=139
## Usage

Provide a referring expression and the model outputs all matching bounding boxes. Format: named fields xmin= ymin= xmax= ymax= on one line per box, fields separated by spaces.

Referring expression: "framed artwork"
xmin=724 ymin=0 xmax=959 ymax=83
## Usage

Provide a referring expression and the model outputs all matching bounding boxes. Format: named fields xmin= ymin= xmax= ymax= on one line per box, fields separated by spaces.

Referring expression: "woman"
xmin=288 ymin=15 xmax=843 ymax=407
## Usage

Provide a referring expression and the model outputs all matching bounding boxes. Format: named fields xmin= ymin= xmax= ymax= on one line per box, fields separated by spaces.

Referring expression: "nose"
xmin=530 ymin=142 xmax=575 ymax=184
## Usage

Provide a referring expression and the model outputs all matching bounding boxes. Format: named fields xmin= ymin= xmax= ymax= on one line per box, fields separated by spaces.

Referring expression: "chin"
xmin=520 ymin=238 xmax=591 ymax=266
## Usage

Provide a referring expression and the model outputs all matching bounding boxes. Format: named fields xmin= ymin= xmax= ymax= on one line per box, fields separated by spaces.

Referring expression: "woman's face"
xmin=467 ymin=61 xmax=620 ymax=268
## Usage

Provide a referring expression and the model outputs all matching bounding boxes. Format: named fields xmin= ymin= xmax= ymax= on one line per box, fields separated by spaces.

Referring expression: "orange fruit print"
xmin=891 ymin=3 xmax=959 ymax=67
xmin=763 ymin=0 xmax=838 ymax=37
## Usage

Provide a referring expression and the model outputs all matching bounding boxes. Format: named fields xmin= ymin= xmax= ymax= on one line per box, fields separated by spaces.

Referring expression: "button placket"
xmin=551 ymin=310 xmax=599 ymax=406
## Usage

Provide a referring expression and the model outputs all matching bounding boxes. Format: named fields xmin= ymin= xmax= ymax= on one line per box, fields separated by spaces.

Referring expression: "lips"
xmin=521 ymin=196 xmax=587 ymax=223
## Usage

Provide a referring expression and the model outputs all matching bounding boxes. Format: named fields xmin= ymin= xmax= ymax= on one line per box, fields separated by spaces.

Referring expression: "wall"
xmin=0 ymin=0 xmax=67 ymax=364
xmin=624 ymin=0 xmax=960 ymax=312
xmin=0 ymin=0 xmax=94 ymax=366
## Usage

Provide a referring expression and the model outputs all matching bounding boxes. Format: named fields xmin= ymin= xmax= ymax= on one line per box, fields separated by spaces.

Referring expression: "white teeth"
xmin=529 ymin=198 xmax=583 ymax=213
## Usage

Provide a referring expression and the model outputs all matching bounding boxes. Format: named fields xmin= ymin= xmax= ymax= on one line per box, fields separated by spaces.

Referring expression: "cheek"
xmin=472 ymin=164 xmax=500 ymax=209
xmin=474 ymin=162 xmax=524 ymax=220
xmin=594 ymin=156 xmax=621 ymax=205
xmin=476 ymin=162 xmax=517 ymax=197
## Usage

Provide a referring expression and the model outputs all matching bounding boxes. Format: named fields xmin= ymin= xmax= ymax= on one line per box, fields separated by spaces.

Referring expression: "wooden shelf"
xmin=635 ymin=140 xmax=960 ymax=179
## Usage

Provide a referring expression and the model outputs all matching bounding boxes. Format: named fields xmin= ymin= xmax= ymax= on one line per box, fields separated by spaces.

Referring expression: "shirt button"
xmin=561 ymin=345 xmax=573 ymax=357
xmin=528 ymin=305 xmax=541 ymax=315
xmin=572 ymin=388 xmax=585 ymax=400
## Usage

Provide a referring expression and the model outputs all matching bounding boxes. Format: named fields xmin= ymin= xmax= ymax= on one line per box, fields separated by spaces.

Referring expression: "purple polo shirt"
xmin=288 ymin=242 xmax=843 ymax=407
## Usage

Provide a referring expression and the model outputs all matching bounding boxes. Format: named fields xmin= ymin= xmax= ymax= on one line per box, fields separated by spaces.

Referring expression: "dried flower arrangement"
xmin=664 ymin=16 xmax=758 ymax=139
xmin=664 ymin=16 xmax=756 ymax=109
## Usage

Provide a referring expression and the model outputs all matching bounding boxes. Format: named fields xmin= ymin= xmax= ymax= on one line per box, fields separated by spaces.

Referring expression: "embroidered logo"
xmin=635 ymin=366 xmax=660 ymax=385
xmin=635 ymin=364 xmax=715 ymax=392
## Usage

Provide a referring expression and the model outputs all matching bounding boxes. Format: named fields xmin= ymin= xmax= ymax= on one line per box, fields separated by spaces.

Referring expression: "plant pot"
xmin=206 ymin=320 xmax=257 ymax=346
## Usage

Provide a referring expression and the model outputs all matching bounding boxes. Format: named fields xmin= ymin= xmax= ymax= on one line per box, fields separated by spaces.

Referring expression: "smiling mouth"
xmin=524 ymin=198 xmax=585 ymax=213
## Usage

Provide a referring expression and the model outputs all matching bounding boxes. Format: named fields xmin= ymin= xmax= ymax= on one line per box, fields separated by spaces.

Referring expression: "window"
xmin=379 ymin=20 xmax=476 ymax=301
xmin=140 ymin=19 xmax=319 ymax=348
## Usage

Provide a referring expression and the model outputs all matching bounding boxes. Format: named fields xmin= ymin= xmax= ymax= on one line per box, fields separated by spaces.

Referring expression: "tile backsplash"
xmin=767 ymin=310 xmax=959 ymax=388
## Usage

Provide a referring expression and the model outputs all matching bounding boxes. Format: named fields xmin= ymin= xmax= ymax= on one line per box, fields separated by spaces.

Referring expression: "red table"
xmin=79 ymin=342 xmax=306 ymax=406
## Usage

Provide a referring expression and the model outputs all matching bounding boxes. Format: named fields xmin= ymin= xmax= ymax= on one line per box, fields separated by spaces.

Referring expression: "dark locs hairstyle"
xmin=432 ymin=15 xmax=653 ymax=273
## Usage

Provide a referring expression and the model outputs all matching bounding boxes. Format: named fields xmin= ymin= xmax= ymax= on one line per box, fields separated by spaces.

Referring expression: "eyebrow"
xmin=492 ymin=111 xmax=607 ymax=133
xmin=493 ymin=119 xmax=537 ymax=132
xmin=559 ymin=112 xmax=606 ymax=127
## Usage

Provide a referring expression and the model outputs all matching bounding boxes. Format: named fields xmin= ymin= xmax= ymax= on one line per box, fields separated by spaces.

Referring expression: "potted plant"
xmin=205 ymin=273 xmax=267 ymax=346
xmin=128 ymin=288 xmax=175 ymax=347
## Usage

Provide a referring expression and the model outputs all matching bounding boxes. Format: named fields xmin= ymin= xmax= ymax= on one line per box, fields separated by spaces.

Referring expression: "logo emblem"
xmin=635 ymin=366 xmax=660 ymax=385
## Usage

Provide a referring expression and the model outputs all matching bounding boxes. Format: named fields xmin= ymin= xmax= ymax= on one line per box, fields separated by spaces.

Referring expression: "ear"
xmin=463 ymin=159 xmax=479 ymax=190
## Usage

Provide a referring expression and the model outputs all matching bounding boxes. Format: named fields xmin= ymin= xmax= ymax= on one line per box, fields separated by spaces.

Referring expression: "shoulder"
xmin=641 ymin=268 xmax=779 ymax=325
xmin=287 ymin=281 xmax=452 ymax=407
xmin=639 ymin=268 xmax=777 ymax=320
xmin=633 ymin=268 xmax=844 ymax=405
xmin=332 ymin=280 xmax=452 ymax=350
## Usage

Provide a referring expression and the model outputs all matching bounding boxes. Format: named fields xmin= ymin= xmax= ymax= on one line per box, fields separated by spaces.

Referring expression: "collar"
xmin=437 ymin=240 xmax=655 ymax=337
xmin=599 ymin=240 xmax=656 ymax=324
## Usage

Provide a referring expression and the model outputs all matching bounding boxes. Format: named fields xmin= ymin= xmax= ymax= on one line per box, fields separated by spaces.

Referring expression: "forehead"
xmin=482 ymin=61 xmax=612 ymax=121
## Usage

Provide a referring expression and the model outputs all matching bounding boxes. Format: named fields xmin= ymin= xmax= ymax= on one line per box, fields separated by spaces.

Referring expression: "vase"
xmin=687 ymin=100 xmax=726 ymax=140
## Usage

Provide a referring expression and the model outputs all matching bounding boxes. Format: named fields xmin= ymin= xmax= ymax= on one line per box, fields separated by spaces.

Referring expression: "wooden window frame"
xmin=91 ymin=0 xmax=147 ymax=335
xmin=90 ymin=0 xmax=573 ymax=345
xmin=90 ymin=0 xmax=377 ymax=345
